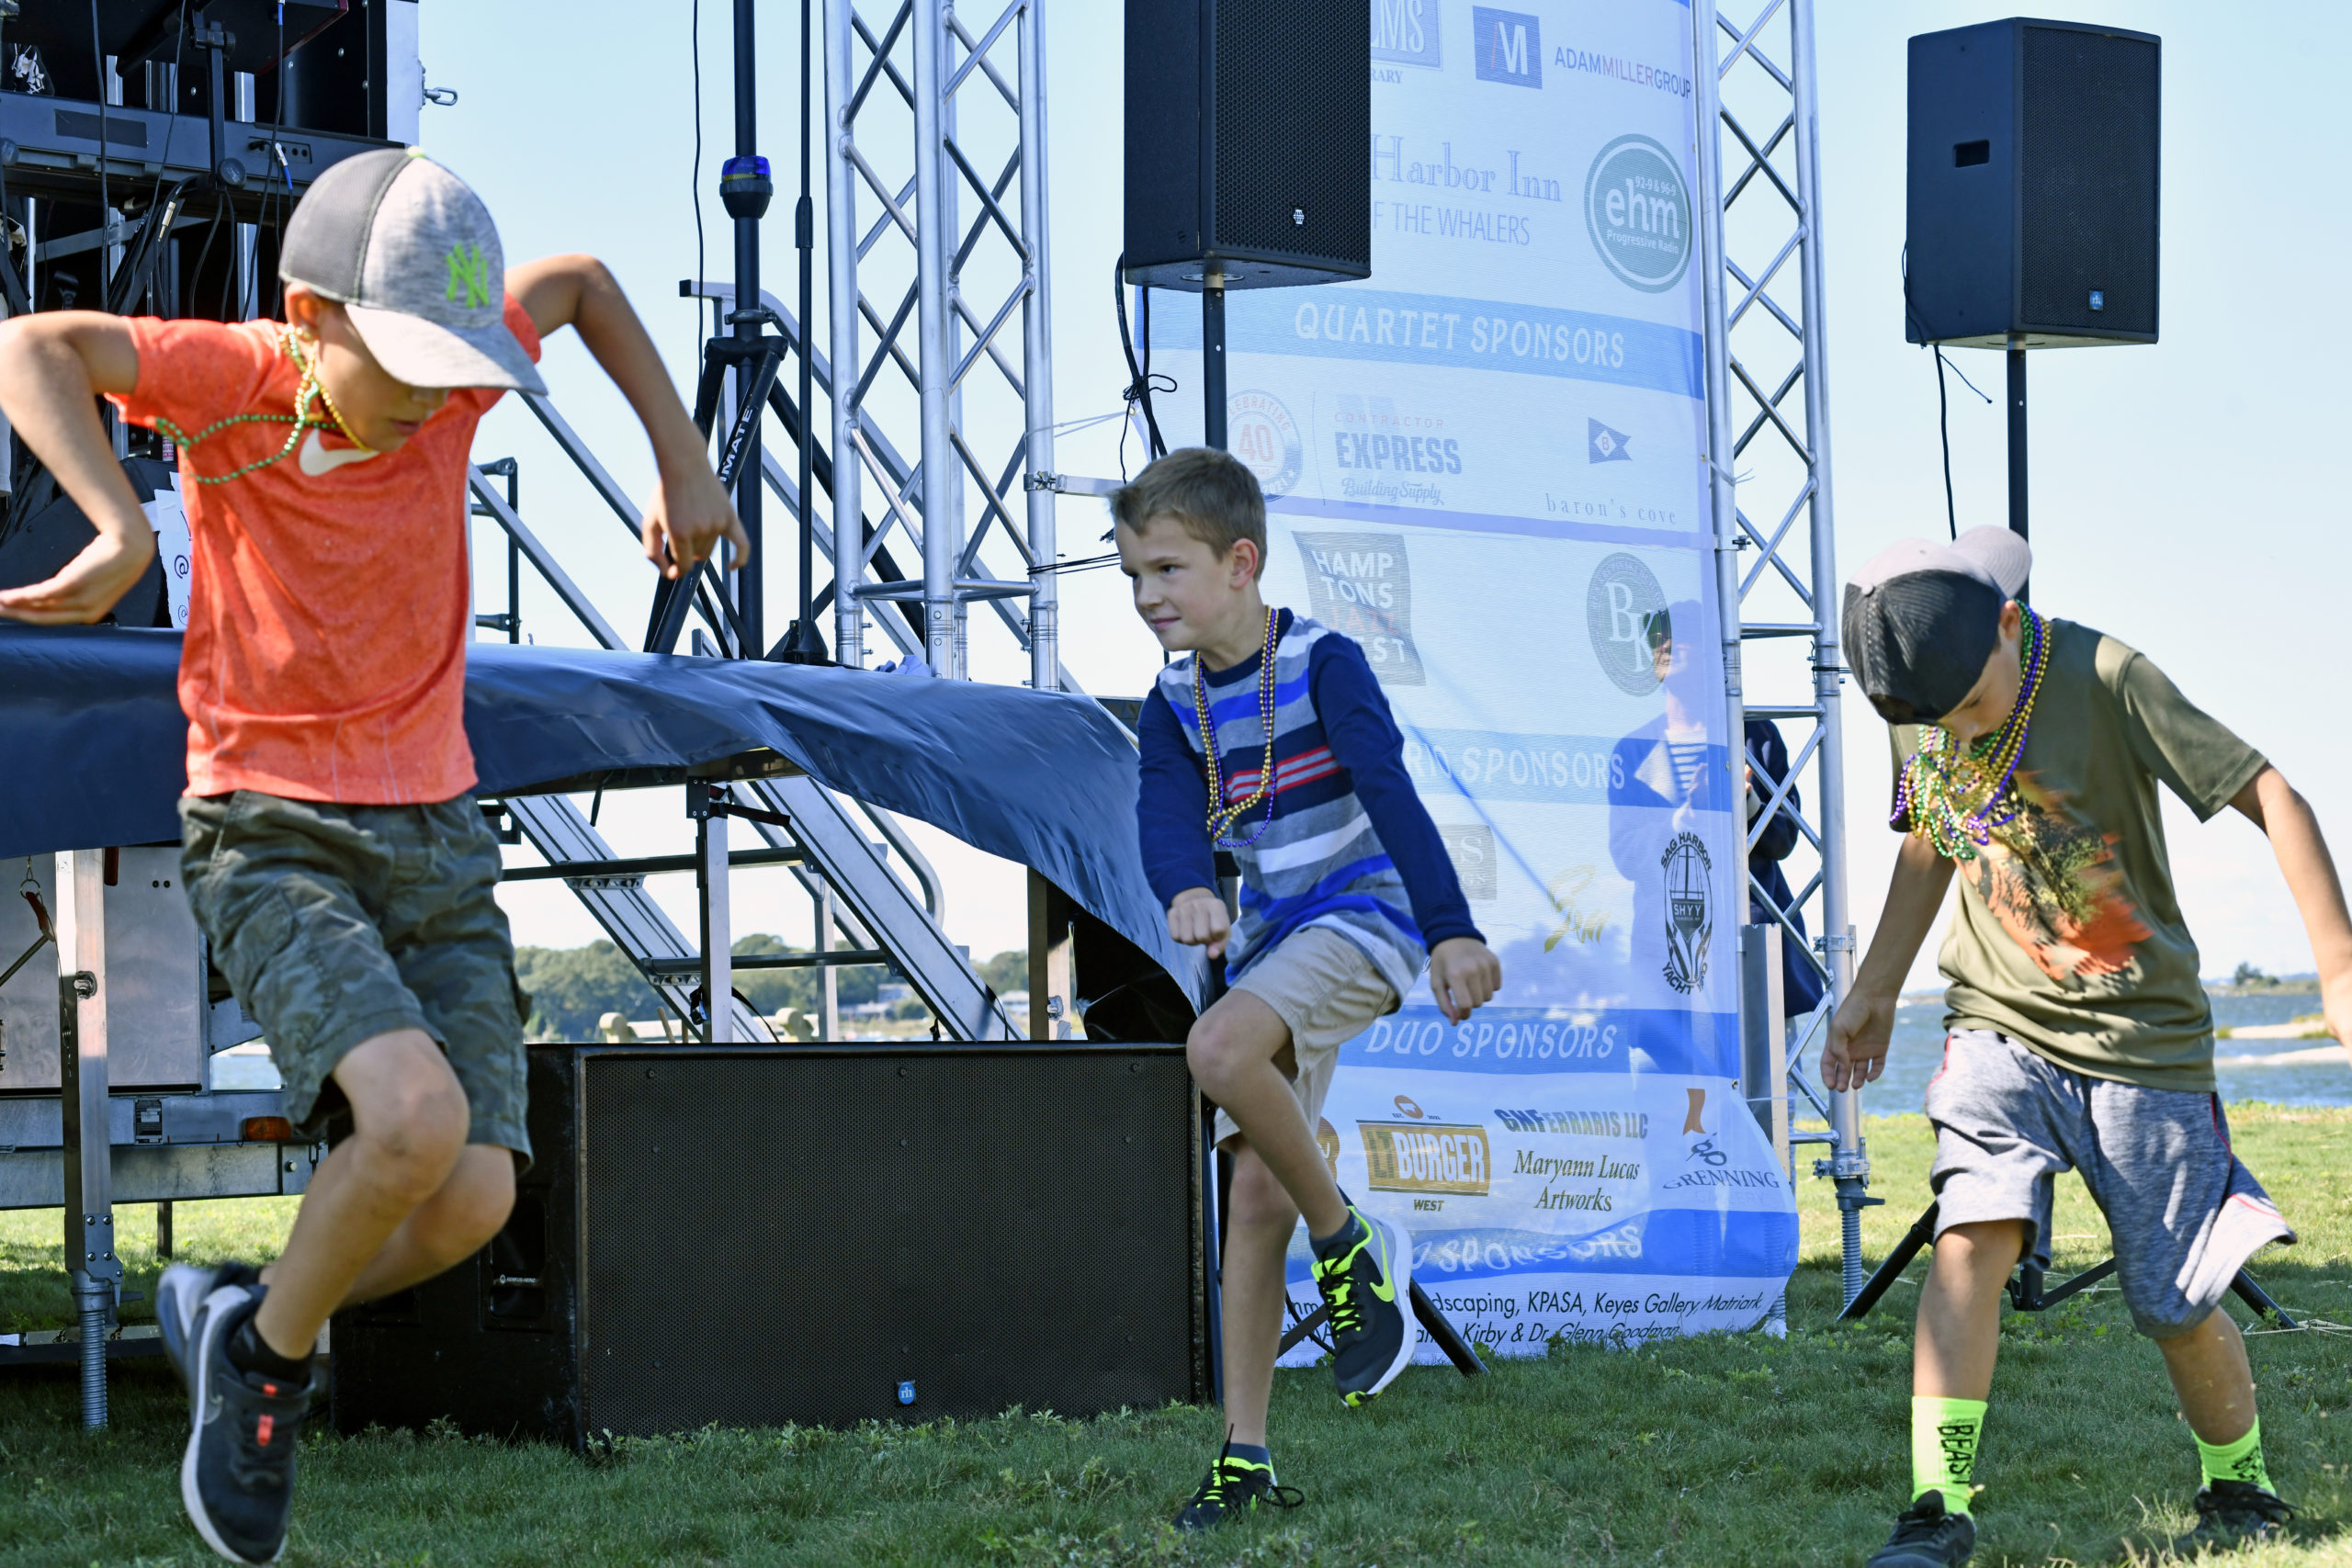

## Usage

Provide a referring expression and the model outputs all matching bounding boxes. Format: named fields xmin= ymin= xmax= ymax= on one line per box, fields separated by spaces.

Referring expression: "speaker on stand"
xmin=1123 ymin=0 xmax=1371 ymax=448
xmin=1905 ymin=17 xmax=2161 ymax=559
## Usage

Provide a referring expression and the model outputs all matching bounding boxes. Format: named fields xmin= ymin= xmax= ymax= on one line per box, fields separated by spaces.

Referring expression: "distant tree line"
xmin=514 ymin=937 xmax=1028 ymax=1040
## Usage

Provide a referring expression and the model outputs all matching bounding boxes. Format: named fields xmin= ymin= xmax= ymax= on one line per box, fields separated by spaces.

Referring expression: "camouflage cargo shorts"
xmin=179 ymin=790 xmax=532 ymax=1162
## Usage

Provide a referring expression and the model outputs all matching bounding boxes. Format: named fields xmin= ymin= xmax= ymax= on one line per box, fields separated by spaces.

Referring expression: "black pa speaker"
xmin=1905 ymin=17 xmax=2160 ymax=347
xmin=331 ymin=1043 xmax=1206 ymax=1446
xmin=1123 ymin=0 xmax=1370 ymax=290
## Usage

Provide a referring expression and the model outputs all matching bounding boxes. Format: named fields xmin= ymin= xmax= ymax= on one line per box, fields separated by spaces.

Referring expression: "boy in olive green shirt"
xmin=1823 ymin=529 xmax=2352 ymax=1565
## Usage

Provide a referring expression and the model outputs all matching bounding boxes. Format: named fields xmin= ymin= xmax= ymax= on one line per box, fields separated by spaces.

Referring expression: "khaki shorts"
xmin=180 ymin=790 xmax=532 ymax=1162
xmin=1213 ymin=925 xmax=1400 ymax=1151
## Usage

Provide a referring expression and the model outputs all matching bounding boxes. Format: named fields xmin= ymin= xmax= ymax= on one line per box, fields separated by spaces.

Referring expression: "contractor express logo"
xmin=1371 ymin=0 xmax=1441 ymax=68
xmin=1472 ymin=7 xmax=1540 ymax=87
xmin=1584 ymin=551 xmax=1666 ymax=696
xmin=1584 ymin=134 xmax=1691 ymax=292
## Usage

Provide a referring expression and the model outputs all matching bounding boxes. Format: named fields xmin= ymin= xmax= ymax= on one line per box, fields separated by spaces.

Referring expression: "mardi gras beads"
xmin=1893 ymin=604 xmax=2048 ymax=860
xmin=1193 ymin=607 xmax=1283 ymax=850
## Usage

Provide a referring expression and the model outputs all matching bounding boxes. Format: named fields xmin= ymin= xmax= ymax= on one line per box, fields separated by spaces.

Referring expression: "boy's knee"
xmin=1937 ymin=1218 xmax=2026 ymax=1269
xmin=361 ymin=1079 xmax=470 ymax=1199
xmin=1186 ymin=1010 xmax=1264 ymax=1085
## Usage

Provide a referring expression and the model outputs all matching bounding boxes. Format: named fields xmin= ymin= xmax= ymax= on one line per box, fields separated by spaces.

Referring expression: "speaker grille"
xmin=1212 ymin=0 xmax=1368 ymax=266
xmin=581 ymin=1051 xmax=1199 ymax=1436
xmin=2020 ymin=27 xmax=2159 ymax=335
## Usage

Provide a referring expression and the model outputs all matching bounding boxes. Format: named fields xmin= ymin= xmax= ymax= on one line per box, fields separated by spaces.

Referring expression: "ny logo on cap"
xmin=445 ymin=242 xmax=491 ymax=309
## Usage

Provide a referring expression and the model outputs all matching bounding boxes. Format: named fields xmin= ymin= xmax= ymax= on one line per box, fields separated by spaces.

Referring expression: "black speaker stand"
xmin=1837 ymin=1200 xmax=2295 ymax=1327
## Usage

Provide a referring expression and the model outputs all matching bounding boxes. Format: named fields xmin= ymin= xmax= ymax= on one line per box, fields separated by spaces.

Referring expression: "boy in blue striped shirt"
xmin=1114 ymin=447 xmax=1502 ymax=1530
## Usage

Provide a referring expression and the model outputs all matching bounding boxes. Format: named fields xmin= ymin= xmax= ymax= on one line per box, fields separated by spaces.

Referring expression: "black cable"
xmin=1113 ymin=255 xmax=1170 ymax=474
xmin=1900 ymin=245 xmax=1988 ymax=541
xmin=89 ymin=0 xmax=110 ymax=301
xmin=690 ymin=0 xmax=706 ymax=367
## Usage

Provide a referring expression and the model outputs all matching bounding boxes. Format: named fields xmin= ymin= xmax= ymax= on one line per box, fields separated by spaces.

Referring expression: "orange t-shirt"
xmin=110 ymin=297 xmax=541 ymax=804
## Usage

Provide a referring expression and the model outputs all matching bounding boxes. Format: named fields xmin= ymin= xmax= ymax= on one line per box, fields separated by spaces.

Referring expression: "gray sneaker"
xmin=180 ymin=1283 xmax=316 ymax=1564
xmin=157 ymin=1262 xmax=260 ymax=1393
xmin=1309 ymin=1206 xmax=1414 ymax=1407
xmin=1868 ymin=1493 xmax=1976 ymax=1566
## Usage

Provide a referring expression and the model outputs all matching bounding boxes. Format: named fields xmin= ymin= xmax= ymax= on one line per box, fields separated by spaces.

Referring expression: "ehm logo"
xmin=1583 ymin=135 xmax=1692 ymax=292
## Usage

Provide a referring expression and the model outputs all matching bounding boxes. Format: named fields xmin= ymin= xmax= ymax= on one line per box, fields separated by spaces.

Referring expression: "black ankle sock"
xmin=229 ymin=1317 xmax=311 ymax=1383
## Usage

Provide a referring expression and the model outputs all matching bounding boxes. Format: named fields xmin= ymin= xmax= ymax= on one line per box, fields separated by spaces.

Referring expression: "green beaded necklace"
xmin=153 ymin=326 xmax=374 ymax=485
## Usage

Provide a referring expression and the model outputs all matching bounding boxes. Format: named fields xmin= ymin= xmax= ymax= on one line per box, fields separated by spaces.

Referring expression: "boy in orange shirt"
xmin=0 ymin=149 xmax=742 ymax=1563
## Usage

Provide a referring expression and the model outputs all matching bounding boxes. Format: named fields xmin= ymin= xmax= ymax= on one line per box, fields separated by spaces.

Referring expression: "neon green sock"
xmin=2197 ymin=1418 xmax=2273 ymax=1493
xmin=1912 ymin=1396 xmax=1987 ymax=1516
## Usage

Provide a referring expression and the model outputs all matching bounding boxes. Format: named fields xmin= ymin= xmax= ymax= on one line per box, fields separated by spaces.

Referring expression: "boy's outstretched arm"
xmin=2230 ymin=765 xmax=2352 ymax=1055
xmin=0 ymin=313 xmax=154 ymax=623
xmin=507 ymin=254 xmax=747 ymax=581
xmin=1823 ymin=832 xmax=1955 ymax=1090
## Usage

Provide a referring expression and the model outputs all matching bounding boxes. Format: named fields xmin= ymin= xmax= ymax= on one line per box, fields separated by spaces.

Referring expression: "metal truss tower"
xmin=821 ymin=0 xmax=1060 ymax=687
xmin=1693 ymin=0 xmax=1870 ymax=1299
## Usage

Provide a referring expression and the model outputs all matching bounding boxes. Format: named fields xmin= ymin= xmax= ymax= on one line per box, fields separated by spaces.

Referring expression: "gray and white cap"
xmin=1844 ymin=527 xmax=2034 ymax=725
xmin=277 ymin=147 xmax=544 ymax=394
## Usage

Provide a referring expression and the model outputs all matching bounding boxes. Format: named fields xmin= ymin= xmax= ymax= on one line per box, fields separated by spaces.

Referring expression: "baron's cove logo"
xmin=1661 ymin=830 xmax=1713 ymax=994
xmin=1584 ymin=135 xmax=1691 ymax=292
xmin=1584 ymin=552 xmax=1666 ymax=696
xmin=1371 ymin=0 xmax=1441 ymax=69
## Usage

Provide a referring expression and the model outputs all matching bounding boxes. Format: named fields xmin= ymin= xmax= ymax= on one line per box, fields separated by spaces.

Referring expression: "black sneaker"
xmin=1868 ymin=1493 xmax=1976 ymax=1567
xmin=1173 ymin=1444 xmax=1302 ymax=1531
xmin=158 ymin=1262 xmax=261 ymax=1393
xmin=2188 ymin=1480 xmax=2294 ymax=1551
xmin=181 ymin=1285 xmax=316 ymax=1564
xmin=1310 ymin=1205 xmax=1413 ymax=1407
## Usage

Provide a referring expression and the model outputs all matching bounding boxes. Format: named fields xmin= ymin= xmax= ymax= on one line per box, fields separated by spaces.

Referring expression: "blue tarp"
xmin=0 ymin=626 xmax=1199 ymax=999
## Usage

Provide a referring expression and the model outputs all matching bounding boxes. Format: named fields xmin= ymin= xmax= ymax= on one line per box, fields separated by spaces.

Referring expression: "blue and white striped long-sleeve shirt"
xmin=1136 ymin=609 xmax=1482 ymax=994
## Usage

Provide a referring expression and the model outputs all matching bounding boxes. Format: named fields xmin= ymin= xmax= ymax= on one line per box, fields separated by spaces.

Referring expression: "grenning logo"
xmin=1584 ymin=135 xmax=1692 ymax=293
xmin=1371 ymin=0 xmax=1441 ymax=68
xmin=1584 ymin=552 xmax=1667 ymax=696
xmin=1226 ymin=390 xmax=1302 ymax=499
xmin=1471 ymin=7 xmax=1540 ymax=87
xmin=1661 ymin=831 xmax=1713 ymax=993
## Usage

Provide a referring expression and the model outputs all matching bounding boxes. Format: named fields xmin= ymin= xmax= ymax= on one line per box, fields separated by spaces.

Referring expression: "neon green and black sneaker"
xmin=1173 ymin=1441 xmax=1302 ymax=1531
xmin=1310 ymin=1203 xmax=1413 ymax=1407
xmin=2188 ymin=1481 xmax=2294 ymax=1550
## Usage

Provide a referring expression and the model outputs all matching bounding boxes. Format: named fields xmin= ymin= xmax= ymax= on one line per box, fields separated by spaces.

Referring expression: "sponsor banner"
xmin=1152 ymin=0 xmax=1794 ymax=1356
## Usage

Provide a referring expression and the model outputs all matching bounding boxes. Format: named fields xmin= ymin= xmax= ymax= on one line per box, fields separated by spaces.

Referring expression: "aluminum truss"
xmin=1693 ymin=0 xmax=1870 ymax=1301
xmin=822 ymin=0 xmax=1058 ymax=686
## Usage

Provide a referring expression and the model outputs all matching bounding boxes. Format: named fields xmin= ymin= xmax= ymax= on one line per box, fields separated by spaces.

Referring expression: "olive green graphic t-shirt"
xmin=1892 ymin=620 xmax=2267 ymax=1092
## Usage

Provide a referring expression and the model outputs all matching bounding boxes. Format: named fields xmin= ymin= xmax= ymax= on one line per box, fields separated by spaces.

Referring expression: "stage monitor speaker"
xmin=1123 ymin=0 xmax=1370 ymax=290
xmin=1905 ymin=17 xmax=2160 ymax=348
xmin=331 ymin=1043 xmax=1206 ymax=1447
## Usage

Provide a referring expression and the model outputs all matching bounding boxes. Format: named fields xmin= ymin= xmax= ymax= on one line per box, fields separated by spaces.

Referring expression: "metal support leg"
xmin=56 ymin=849 xmax=119 ymax=1427
xmin=691 ymin=786 xmax=733 ymax=1043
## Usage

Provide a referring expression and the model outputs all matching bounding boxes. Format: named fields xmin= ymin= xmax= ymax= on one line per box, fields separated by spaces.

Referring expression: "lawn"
xmin=3 ymin=1108 xmax=2348 ymax=1566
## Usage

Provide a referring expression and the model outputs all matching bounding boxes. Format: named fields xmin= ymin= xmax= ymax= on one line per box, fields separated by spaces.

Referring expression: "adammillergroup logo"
xmin=1361 ymin=1121 xmax=1492 ymax=1195
xmin=1584 ymin=135 xmax=1692 ymax=292
xmin=1471 ymin=6 xmax=1541 ymax=87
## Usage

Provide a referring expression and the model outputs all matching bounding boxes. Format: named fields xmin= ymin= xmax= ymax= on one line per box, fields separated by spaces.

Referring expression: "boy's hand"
xmin=1430 ymin=936 xmax=1501 ymax=1024
xmin=1167 ymin=886 xmax=1230 ymax=959
xmin=643 ymin=460 xmax=750 ymax=581
xmin=1821 ymin=986 xmax=1897 ymax=1091
xmin=0 ymin=525 xmax=156 ymax=624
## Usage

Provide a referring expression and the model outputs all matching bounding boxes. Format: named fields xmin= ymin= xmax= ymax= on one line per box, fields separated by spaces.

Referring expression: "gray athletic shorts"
xmin=1925 ymin=1028 xmax=2292 ymax=1339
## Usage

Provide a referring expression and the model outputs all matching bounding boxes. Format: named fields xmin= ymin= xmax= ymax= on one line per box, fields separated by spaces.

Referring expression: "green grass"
xmin=3 ymin=1108 xmax=2349 ymax=1565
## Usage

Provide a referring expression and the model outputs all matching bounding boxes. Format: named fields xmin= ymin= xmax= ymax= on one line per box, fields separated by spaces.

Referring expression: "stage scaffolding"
xmin=811 ymin=0 xmax=1063 ymax=687
xmin=1694 ymin=0 xmax=1871 ymax=1300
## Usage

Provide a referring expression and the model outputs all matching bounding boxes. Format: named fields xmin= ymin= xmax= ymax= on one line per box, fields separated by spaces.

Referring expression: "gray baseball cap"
xmin=277 ymin=148 xmax=545 ymax=394
xmin=1844 ymin=528 xmax=2033 ymax=724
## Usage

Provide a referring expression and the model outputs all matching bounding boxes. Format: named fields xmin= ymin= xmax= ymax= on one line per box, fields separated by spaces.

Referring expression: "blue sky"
xmin=419 ymin=3 xmax=2351 ymax=990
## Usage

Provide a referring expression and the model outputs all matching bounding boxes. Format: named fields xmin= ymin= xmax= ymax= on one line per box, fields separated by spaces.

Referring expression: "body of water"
xmin=1815 ymin=990 xmax=2351 ymax=1114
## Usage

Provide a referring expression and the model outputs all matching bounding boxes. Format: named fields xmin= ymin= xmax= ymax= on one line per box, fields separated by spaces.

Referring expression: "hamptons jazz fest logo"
xmin=1296 ymin=531 xmax=1427 ymax=685
xmin=1584 ymin=134 xmax=1691 ymax=292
